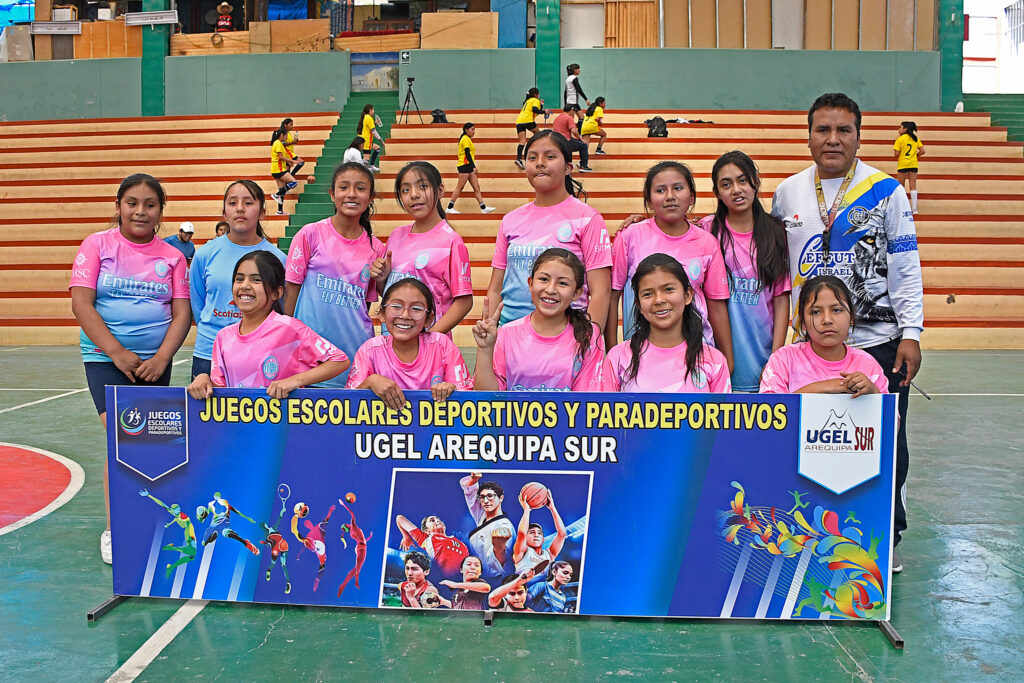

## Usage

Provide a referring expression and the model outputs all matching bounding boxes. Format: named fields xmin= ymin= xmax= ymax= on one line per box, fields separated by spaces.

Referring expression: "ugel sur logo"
xmin=805 ymin=409 xmax=875 ymax=451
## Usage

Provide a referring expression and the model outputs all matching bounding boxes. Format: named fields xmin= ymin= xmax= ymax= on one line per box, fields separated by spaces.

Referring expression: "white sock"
xmin=910 ymin=190 xmax=918 ymax=209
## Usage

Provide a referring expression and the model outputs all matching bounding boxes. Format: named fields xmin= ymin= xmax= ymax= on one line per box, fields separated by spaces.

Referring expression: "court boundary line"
xmin=104 ymin=599 xmax=209 ymax=683
xmin=0 ymin=442 xmax=85 ymax=536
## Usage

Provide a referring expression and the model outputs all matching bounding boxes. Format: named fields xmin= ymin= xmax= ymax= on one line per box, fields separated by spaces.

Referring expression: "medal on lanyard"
xmin=814 ymin=161 xmax=857 ymax=266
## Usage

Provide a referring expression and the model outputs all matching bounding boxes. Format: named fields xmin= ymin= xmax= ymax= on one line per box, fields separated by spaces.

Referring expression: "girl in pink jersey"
xmin=285 ymin=162 xmax=385 ymax=388
xmin=607 ymin=254 xmax=731 ymax=392
xmin=609 ymin=162 xmax=733 ymax=374
xmin=188 ymin=251 xmax=349 ymax=399
xmin=760 ymin=276 xmax=887 ymax=396
xmin=347 ymin=278 xmax=473 ymax=409
xmin=487 ymin=131 xmax=612 ymax=331
xmin=698 ymin=151 xmax=790 ymax=392
xmin=374 ymin=161 xmax=473 ymax=336
xmin=475 ymin=248 xmax=608 ymax=392
xmin=70 ymin=173 xmax=192 ymax=564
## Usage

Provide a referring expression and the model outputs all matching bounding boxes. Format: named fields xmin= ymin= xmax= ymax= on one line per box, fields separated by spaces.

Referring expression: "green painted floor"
xmin=1 ymin=348 xmax=1021 ymax=681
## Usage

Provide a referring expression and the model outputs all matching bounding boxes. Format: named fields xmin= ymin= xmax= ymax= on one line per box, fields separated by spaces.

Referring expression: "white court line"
xmin=1 ymin=346 xmax=27 ymax=352
xmin=912 ymin=393 xmax=1024 ymax=397
xmin=0 ymin=389 xmax=88 ymax=392
xmin=0 ymin=359 xmax=191 ymax=414
xmin=0 ymin=443 xmax=86 ymax=536
xmin=104 ymin=599 xmax=209 ymax=683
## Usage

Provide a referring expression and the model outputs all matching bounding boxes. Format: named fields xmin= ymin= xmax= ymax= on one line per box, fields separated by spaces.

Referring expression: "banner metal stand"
xmin=877 ymin=620 xmax=905 ymax=649
xmin=88 ymin=595 xmax=127 ymax=622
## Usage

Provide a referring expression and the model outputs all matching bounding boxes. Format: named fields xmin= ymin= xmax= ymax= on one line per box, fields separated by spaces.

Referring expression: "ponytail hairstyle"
xmin=330 ymin=161 xmax=376 ymax=239
xmin=348 ymin=136 xmax=364 ymax=150
xmin=900 ymin=120 xmax=918 ymax=142
xmin=530 ymin=248 xmax=592 ymax=361
xmin=222 ymin=180 xmax=267 ymax=239
xmin=270 ymin=117 xmax=293 ymax=145
xmin=585 ymin=96 xmax=605 ymax=118
xmin=626 ymin=253 xmax=705 ymax=384
xmin=356 ymin=104 xmax=374 ymax=134
xmin=523 ymin=87 xmax=540 ymax=105
xmin=795 ymin=275 xmax=856 ymax=341
xmin=566 ymin=63 xmax=580 ymax=76
xmin=394 ymin=161 xmax=445 ymax=220
xmin=460 ymin=121 xmax=474 ymax=141
xmin=381 ymin=277 xmax=437 ymax=334
xmin=642 ymin=161 xmax=696 ymax=216
xmin=523 ymin=130 xmax=587 ymax=201
xmin=113 ymin=173 xmax=167 ymax=233
xmin=233 ymin=250 xmax=286 ymax=315
xmin=709 ymin=151 xmax=789 ymax=291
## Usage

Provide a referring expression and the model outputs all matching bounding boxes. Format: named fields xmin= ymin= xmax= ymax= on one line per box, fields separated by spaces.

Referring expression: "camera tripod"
xmin=399 ymin=78 xmax=424 ymax=124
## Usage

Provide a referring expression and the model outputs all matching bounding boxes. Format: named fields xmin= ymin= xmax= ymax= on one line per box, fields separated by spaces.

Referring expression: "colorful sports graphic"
xmin=108 ymin=387 xmax=896 ymax=620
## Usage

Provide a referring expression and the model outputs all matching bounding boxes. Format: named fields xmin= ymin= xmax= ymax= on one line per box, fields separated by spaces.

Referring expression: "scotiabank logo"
xmin=798 ymin=395 xmax=883 ymax=494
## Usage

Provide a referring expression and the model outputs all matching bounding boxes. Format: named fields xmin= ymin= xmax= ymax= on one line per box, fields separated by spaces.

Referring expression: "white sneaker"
xmin=514 ymin=159 xmax=525 ymax=169
xmin=100 ymin=529 xmax=112 ymax=564
xmin=481 ymin=205 xmax=496 ymax=214
xmin=447 ymin=206 xmax=461 ymax=214
xmin=370 ymin=165 xmax=381 ymax=173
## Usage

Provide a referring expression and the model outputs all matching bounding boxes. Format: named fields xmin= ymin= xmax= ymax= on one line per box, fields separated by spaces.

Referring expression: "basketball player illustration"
xmin=512 ymin=484 xmax=568 ymax=574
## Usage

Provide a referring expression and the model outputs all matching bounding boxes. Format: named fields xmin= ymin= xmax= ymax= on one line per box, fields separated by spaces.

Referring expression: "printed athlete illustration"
xmin=337 ymin=498 xmax=373 ymax=597
xmin=139 ymin=488 xmax=197 ymax=577
xmin=292 ymin=502 xmax=335 ymax=592
xmin=394 ymin=512 xmax=469 ymax=580
xmin=460 ymin=472 xmax=516 ymax=583
xmin=512 ymin=487 xmax=568 ymax=574
xmin=195 ymin=491 xmax=261 ymax=556
xmin=260 ymin=484 xmax=292 ymax=594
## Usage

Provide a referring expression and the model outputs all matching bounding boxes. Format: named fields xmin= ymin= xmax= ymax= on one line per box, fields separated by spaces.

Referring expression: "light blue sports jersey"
xmin=189 ymin=236 xmax=286 ymax=360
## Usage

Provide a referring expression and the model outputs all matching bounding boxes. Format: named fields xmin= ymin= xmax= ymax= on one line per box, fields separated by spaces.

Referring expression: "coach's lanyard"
xmin=813 ymin=160 xmax=857 ymax=265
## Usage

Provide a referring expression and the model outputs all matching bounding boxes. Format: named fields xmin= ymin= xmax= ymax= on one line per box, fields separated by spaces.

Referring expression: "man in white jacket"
xmin=771 ymin=93 xmax=924 ymax=574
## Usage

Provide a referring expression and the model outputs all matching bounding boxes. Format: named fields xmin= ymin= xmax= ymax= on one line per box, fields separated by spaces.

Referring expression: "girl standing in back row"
xmin=893 ymin=121 xmax=924 ymax=214
xmin=514 ymin=87 xmax=550 ymax=169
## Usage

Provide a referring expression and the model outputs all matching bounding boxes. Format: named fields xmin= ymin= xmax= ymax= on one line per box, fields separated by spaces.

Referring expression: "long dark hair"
xmin=642 ymin=161 xmax=696 ymax=216
xmin=331 ymin=161 xmax=376 ymax=238
xmin=566 ymin=63 xmax=580 ymax=76
xmin=522 ymin=87 xmax=540 ymax=105
xmin=381 ymin=277 xmax=436 ymax=334
xmin=270 ymin=117 xmax=293 ymax=145
xmin=233 ymin=250 xmax=286 ymax=315
xmin=460 ymin=121 xmax=474 ymax=141
xmin=523 ymin=130 xmax=586 ymax=200
xmin=709 ymin=151 xmax=789 ymax=292
xmin=531 ymin=248 xmax=593 ymax=361
xmin=900 ymin=120 xmax=919 ymax=142
xmin=585 ymin=96 xmax=605 ymax=118
xmin=795 ymin=275 xmax=856 ymax=341
xmin=348 ymin=136 xmax=364 ymax=150
xmin=395 ymin=161 xmax=445 ymax=220
xmin=113 ymin=173 xmax=167 ymax=232
xmin=355 ymin=104 xmax=374 ymax=134
xmin=222 ymin=180 xmax=267 ymax=239
xmin=625 ymin=254 xmax=705 ymax=384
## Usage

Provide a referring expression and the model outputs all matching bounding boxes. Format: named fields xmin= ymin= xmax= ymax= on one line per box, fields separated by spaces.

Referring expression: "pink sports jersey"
xmin=69 ymin=228 xmax=190 ymax=362
xmin=491 ymin=196 xmax=612 ymax=324
xmin=345 ymin=331 xmax=473 ymax=391
xmin=759 ymin=342 xmax=889 ymax=394
xmin=492 ymin=314 xmax=608 ymax=391
xmin=611 ymin=218 xmax=729 ymax=344
xmin=606 ymin=340 xmax=732 ymax=392
xmin=210 ymin=310 xmax=348 ymax=388
xmin=286 ymin=217 xmax=386 ymax=388
xmin=383 ymin=219 xmax=472 ymax=331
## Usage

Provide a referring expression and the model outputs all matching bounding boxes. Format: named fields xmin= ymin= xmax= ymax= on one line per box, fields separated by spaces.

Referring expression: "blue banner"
xmin=108 ymin=387 xmax=896 ymax=620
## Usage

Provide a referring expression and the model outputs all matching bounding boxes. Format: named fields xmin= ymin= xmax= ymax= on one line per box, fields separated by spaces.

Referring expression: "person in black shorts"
xmin=563 ymin=63 xmax=590 ymax=125
xmin=447 ymin=122 xmax=496 ymax=214
xmin=515 ymin=87 xmax=550 ymax=169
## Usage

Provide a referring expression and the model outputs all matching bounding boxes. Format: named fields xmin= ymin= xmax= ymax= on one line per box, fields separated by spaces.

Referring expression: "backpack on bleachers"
xmin=645 ymin=116 xmax=668 ymax=138
xmin=431 ymin=109 xmax=448 ymax=124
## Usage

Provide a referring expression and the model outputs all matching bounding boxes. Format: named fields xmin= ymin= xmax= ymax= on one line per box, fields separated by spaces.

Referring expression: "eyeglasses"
xmin=477 ymin=492 xmax=499 ymax=501
xmin=385 ymin=303 xmax=428 ymax=318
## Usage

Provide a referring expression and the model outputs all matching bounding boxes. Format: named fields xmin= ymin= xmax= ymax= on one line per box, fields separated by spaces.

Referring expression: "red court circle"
xmin=0 ymin=444 xmax=76 ymax=530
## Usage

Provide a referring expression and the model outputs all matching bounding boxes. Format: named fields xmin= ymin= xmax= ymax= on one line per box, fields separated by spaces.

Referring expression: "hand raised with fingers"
xmin=370 ymin=250 xmax=392 ymax=282
xmin=472 ymin=300 xmax=503 ymax=350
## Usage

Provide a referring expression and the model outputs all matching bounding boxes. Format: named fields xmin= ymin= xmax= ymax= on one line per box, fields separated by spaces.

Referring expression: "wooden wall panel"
xmin=334 ymin=33 xmax=420 ymax=52
xmin=270 ymin=18 xmax=331 ymax=52
xmin=420 ymin=12 xmax=499 ymax=49
xmin=887 ymin=0 xmax=915 ymax=50
xmin=249 ymin=21 xmax=271 ymax=53
xmin=859 ymin=0 xmax=887 ymax=50
xmin=663 ymin=0 xmax=690 ymax=47
xmin=745 ymin=0 xmax=773 ymax=48
xmin=717 ymin=0 xmax=745 ymax=48
xmin=604 ymin=1 xmax=657 ymax=48
xmin=832 ymin=0 xmax=860 ymax=50
xmin=689 ymin=0 xmax=717 ymax=47
xmin=915 ymin=0 xmax=936 ymax=49
xmin=34 ymin=0 xmax=53 ymax=60
xmin=804 ymin=0 xmax=832 ymax=50
xmin=170 ymin=31 xmax=250 ymax=56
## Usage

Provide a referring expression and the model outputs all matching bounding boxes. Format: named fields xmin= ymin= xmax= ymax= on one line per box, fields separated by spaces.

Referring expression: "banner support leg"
xmin=483 ymin=609 xmax=494 ymax=627
xmin=877 ymin=620 xmax=904 ymax=649
xmin=88 ymin=595 xmax=127 ymax=622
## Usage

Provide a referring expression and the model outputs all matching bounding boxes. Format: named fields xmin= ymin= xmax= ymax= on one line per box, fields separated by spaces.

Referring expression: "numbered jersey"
xmin=893 ymin=134 xmax=923 ymax=170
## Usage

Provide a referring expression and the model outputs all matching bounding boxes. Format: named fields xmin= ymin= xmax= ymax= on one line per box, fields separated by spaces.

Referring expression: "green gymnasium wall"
xmin=0 ymin=58 xmax=142 ymax=120
xmin=400 ymin=48 xmax=941 ymax=112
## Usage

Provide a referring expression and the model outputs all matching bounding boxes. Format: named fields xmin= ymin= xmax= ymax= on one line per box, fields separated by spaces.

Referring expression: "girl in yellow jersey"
xmin=446 ymin=122 xmax=496 ymax=214
xmin=580 ymin=97 xmax=607 ymax=156
xmin=269 ymin=125 xmax=302 ymax=216
xmin=515 ymin=87 xmax=550 ymax=169
xmin=358 ymin=104 xmax=384 ymax=172
xmin=893 ymin=120 xmax=924 ymax=214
